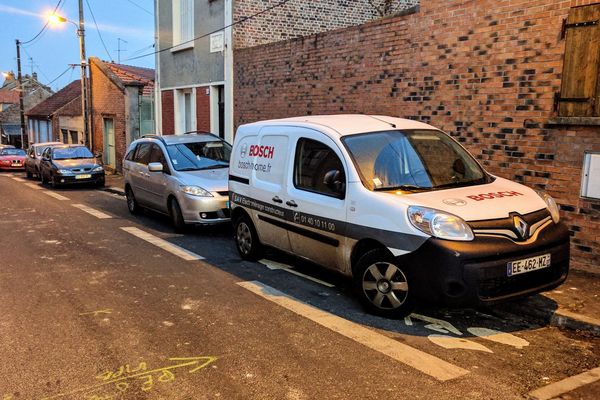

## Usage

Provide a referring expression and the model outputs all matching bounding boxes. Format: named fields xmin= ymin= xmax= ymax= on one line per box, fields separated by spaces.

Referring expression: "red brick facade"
xmin=161 ymin=90 xmax=175 ymax=135
xmin=234 ymin=0 xmax=600 ymax=272
xmin=90 ymin=62 xmax=126 ymax=171
xmin=196 ymin=88 xmax=211 ymax=132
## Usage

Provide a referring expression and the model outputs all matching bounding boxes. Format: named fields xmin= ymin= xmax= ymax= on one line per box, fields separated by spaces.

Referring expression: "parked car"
xmin=39 ymin=144 xmax=105 ymax=188
xmin=0 ymin=148 xmax=26 ymax=171
xmin=123 ymin=133 xmax=231 ymax=231
xmin=229 ymin=115 xmax=570 ymax=318
xmin=25 ymin=141 xmax=63 ymax=179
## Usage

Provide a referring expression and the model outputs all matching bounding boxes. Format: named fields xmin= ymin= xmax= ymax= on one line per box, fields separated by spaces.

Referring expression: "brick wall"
xmin=234 ymin=0 xmax=600 ymax=272
xmin=90 ymin=62 xmax=126 ymax=171
xmin=233 ymin=0 xmax=419 ymax=49
xmin=196 ymin=88 xmax=211 ymax=132
xmin=161 ymin=90 xmax=175 ymax=135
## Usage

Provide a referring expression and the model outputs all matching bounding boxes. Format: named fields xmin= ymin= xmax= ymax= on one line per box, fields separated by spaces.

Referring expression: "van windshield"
xmin=342 ymin=129 xmax=489 ymax=192
xmin=166 ymin=140 xmax=231 ymax=171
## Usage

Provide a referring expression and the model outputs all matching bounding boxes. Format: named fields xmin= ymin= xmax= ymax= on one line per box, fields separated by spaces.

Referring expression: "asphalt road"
xmin=0 ymin=172 xmax=598 ymax=400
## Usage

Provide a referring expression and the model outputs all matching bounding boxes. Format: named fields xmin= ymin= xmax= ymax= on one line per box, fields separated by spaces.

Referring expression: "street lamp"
xmin=47 ymin=4 xmax=91 ymax=150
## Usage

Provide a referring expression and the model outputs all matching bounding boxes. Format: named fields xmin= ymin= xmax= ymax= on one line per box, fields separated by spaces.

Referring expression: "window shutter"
xmin=559 ymin=5 xmax=600 ymax=117
xmin=180 ymin=0 xmax=194 ymax=43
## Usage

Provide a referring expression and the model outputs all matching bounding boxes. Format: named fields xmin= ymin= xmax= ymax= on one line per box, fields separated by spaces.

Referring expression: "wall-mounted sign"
xmin=210 ymin=31 xmax=224 ymax=53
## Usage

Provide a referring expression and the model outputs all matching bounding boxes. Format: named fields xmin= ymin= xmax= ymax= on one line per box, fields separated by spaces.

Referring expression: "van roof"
xmin=246 ymin=114 xmax=436 ymax=136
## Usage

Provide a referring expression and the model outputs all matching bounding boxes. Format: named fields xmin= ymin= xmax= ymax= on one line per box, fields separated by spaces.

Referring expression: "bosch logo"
xmin=443 ymin=198 xmax=467 ymax=207
xmin=467 ymin=191 xmax=523 ymax=201
xmin=249 ymin=145 xmax=275 ymax=159
xmin=240 ymin=143 xmax=248 ymax=158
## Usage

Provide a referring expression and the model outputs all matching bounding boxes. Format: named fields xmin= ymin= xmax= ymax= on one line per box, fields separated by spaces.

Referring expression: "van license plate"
xmin=75 ymin=174 xmax=92 ymax=180
xmin=507 ymin=253 xmax=551 ymax=276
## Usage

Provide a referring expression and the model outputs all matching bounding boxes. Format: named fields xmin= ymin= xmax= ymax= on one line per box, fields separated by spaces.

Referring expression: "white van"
xmin=228 ymin=115 xmax=569 ymax=317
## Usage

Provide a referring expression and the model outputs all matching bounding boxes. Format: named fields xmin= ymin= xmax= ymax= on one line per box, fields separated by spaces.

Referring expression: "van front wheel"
xmin=353 ymin=249 xmax=415 ymax=318
xmin=234 ymin=214 xmax=263 ymax=261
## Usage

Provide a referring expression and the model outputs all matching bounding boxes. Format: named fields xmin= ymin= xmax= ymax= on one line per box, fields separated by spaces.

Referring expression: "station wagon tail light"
xmin=537 ymin=191 xmax=560 ymax=223
xmin=181 ymin=185 xmax=213 ymax=197
xmin=408 ymin=206 xmax=474 ymax=241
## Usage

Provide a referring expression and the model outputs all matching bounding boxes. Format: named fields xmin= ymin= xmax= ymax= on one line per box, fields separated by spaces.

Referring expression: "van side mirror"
xmin=148 ymin=162 xmax=164 ymax=173
xmin=323 ymin=169 xmax=345 ymax=196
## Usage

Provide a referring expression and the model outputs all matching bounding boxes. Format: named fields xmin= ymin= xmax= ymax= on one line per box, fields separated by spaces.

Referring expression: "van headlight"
xmin=181 ymin=185 xmax=213 ymax=197
xmin=537 ymin=191 xmax=560 ymax=223
xmin=408 ymin=206 xmax=474 ymax=241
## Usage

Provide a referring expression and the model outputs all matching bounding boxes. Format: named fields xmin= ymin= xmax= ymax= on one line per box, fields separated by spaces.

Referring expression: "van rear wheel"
xmin=353 ymin=249 xmax=415 ymax=318
xmin=234 ymin=214 xmax=263 ymax=261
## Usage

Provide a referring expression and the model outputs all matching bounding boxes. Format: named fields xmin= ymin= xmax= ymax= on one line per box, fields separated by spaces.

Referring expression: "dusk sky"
xmin=0 ymin=0 xmax=155 ymax=92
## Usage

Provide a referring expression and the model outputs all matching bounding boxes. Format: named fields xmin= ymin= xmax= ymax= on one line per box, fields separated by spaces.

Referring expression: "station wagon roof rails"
xmin=141 ymin=134 xmax=166 ymax=145
xmin=182 ymin=130 xmax=220 ymax=138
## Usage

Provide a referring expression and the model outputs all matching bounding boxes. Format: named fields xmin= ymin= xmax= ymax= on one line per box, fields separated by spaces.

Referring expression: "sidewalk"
xmin=95 ymin=174 xmax=600 ymax=335
xmin=104 ymin=172 xmax=125 ymax=195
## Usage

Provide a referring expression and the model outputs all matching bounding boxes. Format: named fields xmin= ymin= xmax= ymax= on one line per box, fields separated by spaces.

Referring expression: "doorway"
xmin=103 ymin=117 xmax=116 ymax=169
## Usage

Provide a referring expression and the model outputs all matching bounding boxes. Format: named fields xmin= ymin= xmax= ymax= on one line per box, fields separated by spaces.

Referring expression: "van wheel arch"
xmin=351 ymin=239 xmax=390 ymax=276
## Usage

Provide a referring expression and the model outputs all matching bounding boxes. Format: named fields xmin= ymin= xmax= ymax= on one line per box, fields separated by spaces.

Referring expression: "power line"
xmin=21 ymin=0 xmax=65 ymax=45
xmin=125 ymin=0 xmax=295 ymax=61
xmin=125 ymin=0 xmax=153 ymax=16
xmin=85 ymin=0 xmax=114 ymax=62
xmin=47 ymin=66 xmax=75 ymax=88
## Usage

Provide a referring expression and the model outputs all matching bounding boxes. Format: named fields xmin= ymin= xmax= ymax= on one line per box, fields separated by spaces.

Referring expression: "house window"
xmin=70 ymin=130 xmax=79 ymax=144
xmin=61 ymin=129 xmax=68 ymax=144
xmin=558 ymin=4 xmax=600 ymax=118
xmin=173 ymin=0 xmax=194 ymax=47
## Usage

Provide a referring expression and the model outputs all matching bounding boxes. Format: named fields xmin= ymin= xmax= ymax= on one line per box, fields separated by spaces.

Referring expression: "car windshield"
xmin=0 ymin=149 xmax=26 ymax=156
xmin=342 ymin=129 xmax=489 ymax=192
xmin=53 ymin=147 xmax=94 ymax=160
xmin=166 ymin=140 xmax=231 ymax=171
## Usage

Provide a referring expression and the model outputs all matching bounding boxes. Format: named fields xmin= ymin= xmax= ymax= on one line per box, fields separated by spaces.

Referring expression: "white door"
xmin=103 ymin=118 xmax=116 ymax=168
xmin=248 ymin=127 xmax=292 ymax=252
xmin=285 ymin=130 xmax=348 ymax=270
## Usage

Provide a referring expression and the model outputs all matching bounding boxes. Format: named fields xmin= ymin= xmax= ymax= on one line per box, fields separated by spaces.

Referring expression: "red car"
xmin=0 ymin=148 xmax=27 ymax=171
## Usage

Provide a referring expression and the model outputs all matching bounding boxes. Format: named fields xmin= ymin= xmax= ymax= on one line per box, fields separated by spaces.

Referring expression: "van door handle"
xmin=286 ymin=200 xmax=298 ymax=207
xmin=272 ymin=196 xmax=283 ymax=204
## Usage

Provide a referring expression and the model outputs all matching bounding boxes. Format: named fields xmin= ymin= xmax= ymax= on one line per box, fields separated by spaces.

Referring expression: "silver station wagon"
xmin=123 ymin=133 xmax=231 ymax=231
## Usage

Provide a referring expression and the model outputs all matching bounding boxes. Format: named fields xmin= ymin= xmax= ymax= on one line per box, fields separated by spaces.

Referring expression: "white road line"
xmin=72 ymin=204 xmax=112 ymax=219
xmin=120 ymin=227 xmax=205 ymax=261
xmin=237 ymin=280 xmax=469 ymax=382
xmin=24 ymin=183 xmax=43 ymax=190
xmin=11 ymin=177 xmax=25 ymax=182
xmin=259 ymin=259 xmax=334 ymax=287
xmin=43 ymin=191 xmax=70 ymax=201
xmin=528 ymin=366 xmax=600 ymax=400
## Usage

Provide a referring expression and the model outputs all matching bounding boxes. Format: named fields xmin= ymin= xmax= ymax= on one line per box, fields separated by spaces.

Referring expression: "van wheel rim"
xmin=237 ymin=222 xmax=252 ymax=255
xmin=362 ymin=262 xmax=408 ymax=310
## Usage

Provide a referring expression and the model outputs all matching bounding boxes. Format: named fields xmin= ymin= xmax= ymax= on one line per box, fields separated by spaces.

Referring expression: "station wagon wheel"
xmin=354 ymin=249 xmax=415 ymax=318
xmin=125 ymin=187 xmax=140 ymax=214
xmin=169 ymin=198 xmax=186 ymax=233
xmin=234 ymin=214 xmax=263 ymax=261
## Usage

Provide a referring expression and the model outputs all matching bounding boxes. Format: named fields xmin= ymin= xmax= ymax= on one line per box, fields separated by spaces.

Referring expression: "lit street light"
xmin=47 ymin=3 xmax=91 ymax=149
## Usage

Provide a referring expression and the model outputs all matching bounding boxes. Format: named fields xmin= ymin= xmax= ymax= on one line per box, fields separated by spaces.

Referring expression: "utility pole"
xmin=77 ymin=0 xmax=91 ymax=149
xmin=15 ymin=39 xmax=27 ymax=149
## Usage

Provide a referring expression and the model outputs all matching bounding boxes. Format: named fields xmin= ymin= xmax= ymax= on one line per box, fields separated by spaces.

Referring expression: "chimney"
xmin=32 ymin=72 xmax=38 ymax=81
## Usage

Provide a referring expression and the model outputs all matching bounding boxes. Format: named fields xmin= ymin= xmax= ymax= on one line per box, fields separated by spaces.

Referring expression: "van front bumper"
xmin=400 ymin=221 xmax=570 ymax=307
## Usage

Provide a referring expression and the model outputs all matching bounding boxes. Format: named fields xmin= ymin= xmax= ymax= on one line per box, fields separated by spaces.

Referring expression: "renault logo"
xmin=513 ymin=215 xmax=529 ymax=240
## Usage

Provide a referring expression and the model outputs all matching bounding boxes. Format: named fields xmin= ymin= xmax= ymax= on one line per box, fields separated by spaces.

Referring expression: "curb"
xmin=102 ymin=186 xmax=125 ymax=196
xmin=495 ymin=297 xmax=600 ymax=336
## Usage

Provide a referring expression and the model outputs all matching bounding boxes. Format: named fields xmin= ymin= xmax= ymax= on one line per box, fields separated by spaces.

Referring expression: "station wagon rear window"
xmin=342 ymin=130 xmax=489 ymax=192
